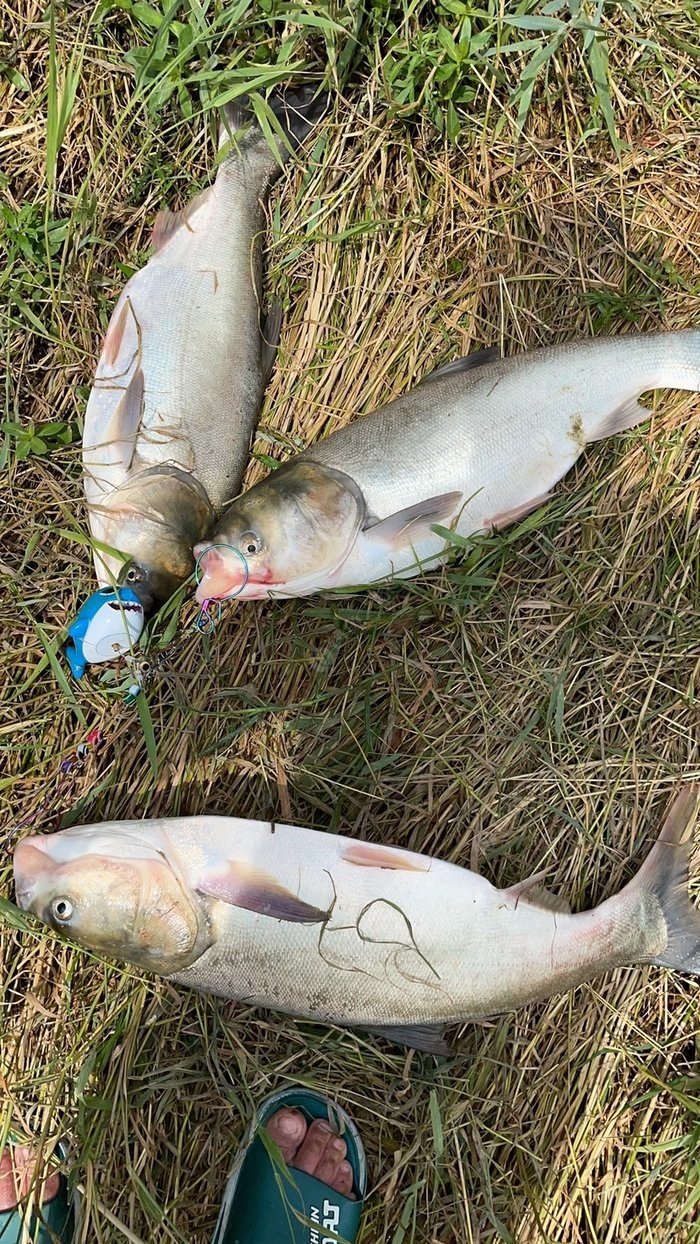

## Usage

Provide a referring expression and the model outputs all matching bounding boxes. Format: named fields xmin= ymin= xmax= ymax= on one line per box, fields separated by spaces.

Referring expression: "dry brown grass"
xmin=1 ymin=3 xmax=699 ymax=1242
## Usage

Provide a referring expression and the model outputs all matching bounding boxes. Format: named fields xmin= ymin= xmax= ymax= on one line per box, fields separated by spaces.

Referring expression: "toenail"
xmin=276 ymin=1112 xmax=302 ymax=1137
xmin=330 ymin=1138 xmax=345 ymax=1153
xmin=315 ymin=1120 xmax=332 ymax=1132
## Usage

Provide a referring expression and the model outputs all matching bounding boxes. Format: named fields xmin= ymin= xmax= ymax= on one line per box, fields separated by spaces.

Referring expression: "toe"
xmin=265 ymin=1108 xmax=307 ymax=1164
xmin=314 ymin=1134 xmax=347 ymax=1189
xmin=334 ymin=1160 xmax=355 ymax=1199
xmin=291 ymin=1118 xmax=336 ymax=1177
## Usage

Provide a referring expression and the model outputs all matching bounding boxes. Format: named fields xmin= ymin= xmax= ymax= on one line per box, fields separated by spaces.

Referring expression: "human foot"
xmin=212 ymin=1088 xmax=365 ymax=1242
xmin=0 ymin=1145 xmax=60 ymax=1212
xmin=265 ymin=1108 xmax=355 ymax=1199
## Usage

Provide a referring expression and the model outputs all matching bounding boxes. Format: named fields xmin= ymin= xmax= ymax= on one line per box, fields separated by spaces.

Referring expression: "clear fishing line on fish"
xmin=193 ymin=543 xmax=249 ymax=633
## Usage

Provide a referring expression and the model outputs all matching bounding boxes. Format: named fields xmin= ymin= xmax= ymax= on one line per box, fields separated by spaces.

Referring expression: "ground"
xmin=1 ymin=3 xmax=699 ymax=1242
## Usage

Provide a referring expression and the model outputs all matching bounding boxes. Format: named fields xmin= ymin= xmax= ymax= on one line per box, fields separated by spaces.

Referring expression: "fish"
xmin=193 ymin=330 xmax=700 ymax=602
xmin=83 ymin=86 xmax=326 ymax=613
xmin=13 ymin=787 xmax=700 ymax=1053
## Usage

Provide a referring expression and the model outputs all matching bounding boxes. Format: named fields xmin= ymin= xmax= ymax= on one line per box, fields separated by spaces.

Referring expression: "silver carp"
xmin=194 ymin=330 xmax=700 ymax=602
xmin=83 ymin=88 xmax=325 ymax=611
xmin=13 ymin=788 xmax=700 ymax=1052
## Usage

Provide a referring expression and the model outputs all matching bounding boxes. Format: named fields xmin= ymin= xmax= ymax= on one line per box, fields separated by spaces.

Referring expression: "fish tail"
xmin=627 ymin=786 xmax=700 ymax=974
xmin=219 ymin=85 xmax=328 ymax=166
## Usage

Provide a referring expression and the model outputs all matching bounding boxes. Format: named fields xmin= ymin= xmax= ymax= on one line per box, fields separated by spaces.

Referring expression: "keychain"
xmin=63 ymin=548 xmax=248 ymax=688
xmin=64 ymin=587 xmax=145 ymax=679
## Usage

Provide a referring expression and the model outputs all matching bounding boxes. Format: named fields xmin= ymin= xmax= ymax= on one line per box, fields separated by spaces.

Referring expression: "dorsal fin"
xmin=522 ymin=884 xmax=571 ymax=915
xmin=363 ymin=1022 xmax=451 ymax=1055
xmin=416 ymin=346 xmax=500 ymax=389
xmin=261 ymin=301 xmax=283 ymax=387
xmin=504 ymin=870 xmax=571 ymax=914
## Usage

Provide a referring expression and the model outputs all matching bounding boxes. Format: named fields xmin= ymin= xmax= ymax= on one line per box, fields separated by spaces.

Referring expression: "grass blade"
xmin=135 ymin=691 xmax=159 ymax=778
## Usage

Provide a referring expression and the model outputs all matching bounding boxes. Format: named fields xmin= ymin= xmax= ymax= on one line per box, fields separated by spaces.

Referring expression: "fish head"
xmin=194 ymin=462 xmax=365 ymax=601
xmin=13 ymin=826 xmax=210 ymax=974
xmin=117 ymin=557 xmax=182 ymax=616
xmin=94 ymin=467 xmax=215 ymax=613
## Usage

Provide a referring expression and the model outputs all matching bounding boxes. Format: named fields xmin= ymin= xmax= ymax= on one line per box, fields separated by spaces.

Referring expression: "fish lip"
xmin=14 ymin=882 xmax=34 ymax=910
xmin=194 ymin=578 xmax=273 ymax=604
xmin=13 ymin=836 xmax=53 ymax=909
xmin=194 ymin=548 xmax=276 ymax=603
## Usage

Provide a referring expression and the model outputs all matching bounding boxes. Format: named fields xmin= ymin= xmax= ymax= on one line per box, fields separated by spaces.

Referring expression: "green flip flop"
xmin=212 ymin=1087 xmax=367 ymax=1244
xmin=0 ymin=1138 xmax=75 ymax=1244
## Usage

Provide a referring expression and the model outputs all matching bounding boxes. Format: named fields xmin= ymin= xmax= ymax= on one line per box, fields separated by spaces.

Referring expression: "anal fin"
xmin=589 ymin=397 xmax=651 ymax=442
xmin=363 ymin=1023 xmax=452 ymax=1055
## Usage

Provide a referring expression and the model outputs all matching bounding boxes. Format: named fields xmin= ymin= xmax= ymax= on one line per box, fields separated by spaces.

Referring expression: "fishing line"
xmin=12 ymin=729 xmax=106 ymax=837
xmin=114 ymin=544 xmax=249 ymax=695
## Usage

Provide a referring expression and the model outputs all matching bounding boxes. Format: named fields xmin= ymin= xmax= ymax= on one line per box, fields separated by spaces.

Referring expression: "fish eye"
xmin=51 ymin=897 xmax=73 ymax=924
xmin=126 ymin=566 xmax=142 ymax=583
xmin=240 ymin=531 xmax=261 ymax=556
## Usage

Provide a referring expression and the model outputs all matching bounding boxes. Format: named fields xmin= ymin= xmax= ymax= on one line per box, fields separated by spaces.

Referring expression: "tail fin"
xmin=632 ymin=786 xmax=700 ymax=974
xmin=219 ymin=85 xmax=328 ymax=167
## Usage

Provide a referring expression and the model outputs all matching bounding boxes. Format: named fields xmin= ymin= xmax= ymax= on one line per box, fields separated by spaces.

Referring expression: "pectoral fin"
xmin=102 ymin=299 xmax=131 ymax=368
xmin=363 ymin=1023 xmax=452 ymax=1055
xmin=100 ymin=367 xmax=145 ymax=475
xmin=197 ymin=861 xmax=329 ymax=924
xmin=364 ymin=492 xmax=462 ymax=549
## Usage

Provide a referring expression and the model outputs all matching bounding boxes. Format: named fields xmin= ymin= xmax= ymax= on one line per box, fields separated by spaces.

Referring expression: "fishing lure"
xmin=64 ymin=587 xmax=145 ymax=679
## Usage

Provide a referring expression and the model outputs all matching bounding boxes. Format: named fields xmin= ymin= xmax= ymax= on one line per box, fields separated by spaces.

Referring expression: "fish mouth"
xmin=194 ymin=546 xmax=275 ymax=603
xmin=107 ymin=601 xmax=143 ymax=614
xmin=194 ymin=578 xmax=273 ymax=603
xmin=13 ymin=837 xmax=54 ymax=909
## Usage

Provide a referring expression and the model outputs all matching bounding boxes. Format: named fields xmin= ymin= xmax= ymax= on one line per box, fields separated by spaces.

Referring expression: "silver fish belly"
xmin=308 ymin=331 xmax=700 ymax=527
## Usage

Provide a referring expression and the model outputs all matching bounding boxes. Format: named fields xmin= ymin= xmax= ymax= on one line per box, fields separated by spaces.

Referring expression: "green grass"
xmin=1 ymin=1 xmax=700 ymax=1241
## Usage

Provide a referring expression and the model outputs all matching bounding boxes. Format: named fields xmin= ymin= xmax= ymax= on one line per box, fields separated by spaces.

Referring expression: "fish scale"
xmin=305 ymin=332 xmax=700 ymax=526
